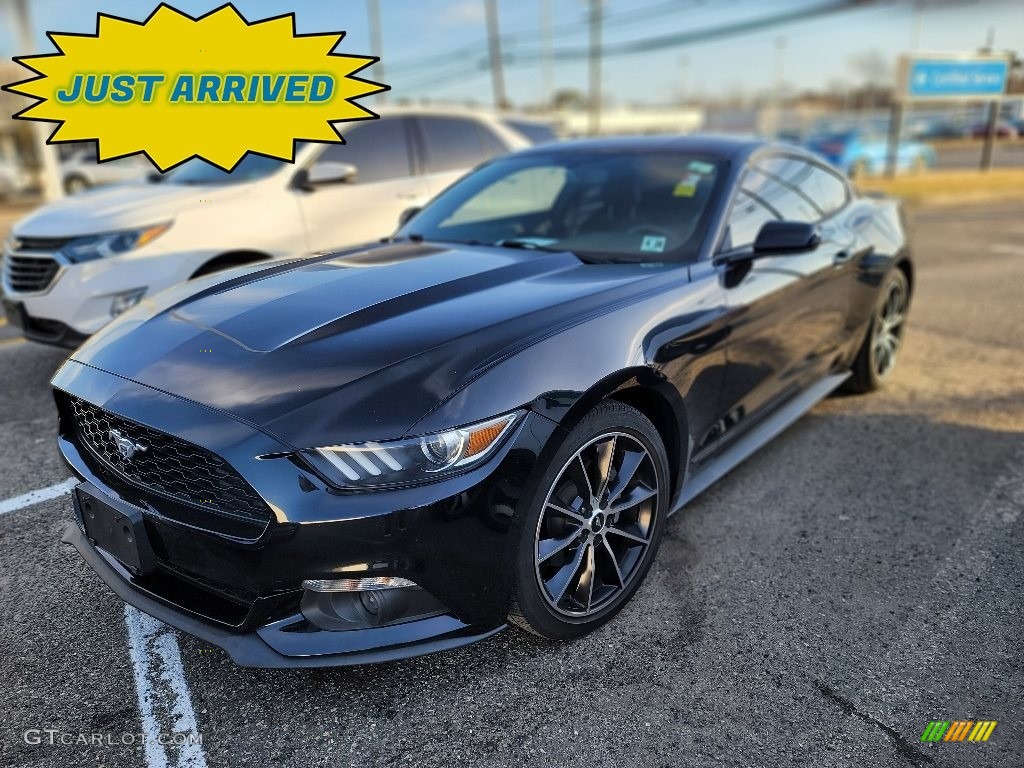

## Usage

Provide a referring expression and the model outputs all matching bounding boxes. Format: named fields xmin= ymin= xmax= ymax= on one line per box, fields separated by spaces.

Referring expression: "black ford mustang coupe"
xmin=54 ymin=136 xmax=911 ymax=667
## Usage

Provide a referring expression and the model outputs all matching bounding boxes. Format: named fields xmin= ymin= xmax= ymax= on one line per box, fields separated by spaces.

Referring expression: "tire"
xmin=508 ymin=400 xmax=670 ymax=640
xmin=848 ymin=158 xmax=871 ymax=179
xmin=845 ymin=268 xmax=910 ymax=394
xmin=64 ymin=175 xmax=90 ymax=195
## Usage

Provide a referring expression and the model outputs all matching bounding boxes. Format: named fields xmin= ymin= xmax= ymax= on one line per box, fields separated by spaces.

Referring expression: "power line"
xmin=387 ymin=0 xmax=707 ymax=75
xmin=401 ymin=0 xmax=880 ymax=93
xmin=518 ymin=0 xmax=878 ymax=63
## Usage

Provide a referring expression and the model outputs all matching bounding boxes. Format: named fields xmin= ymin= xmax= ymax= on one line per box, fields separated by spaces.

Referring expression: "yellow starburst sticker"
xmin=2 ymin=3 xmax=387 ymax=172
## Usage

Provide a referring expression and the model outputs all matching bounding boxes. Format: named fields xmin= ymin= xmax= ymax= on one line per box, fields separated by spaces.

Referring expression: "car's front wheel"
xmin=509 ymin=401 xmax=669 ymax=639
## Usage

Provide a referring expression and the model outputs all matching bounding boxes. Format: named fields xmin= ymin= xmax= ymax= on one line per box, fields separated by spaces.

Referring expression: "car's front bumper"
xmin=53 ymin=359 xmax=559 ymax=666
xmin=61 ymin=520 xmax=505 ymax=667
xmin=2 ymin=242 xmax=212 ymax=339
xmin=2 ymin=297 xmax=90 ymax=348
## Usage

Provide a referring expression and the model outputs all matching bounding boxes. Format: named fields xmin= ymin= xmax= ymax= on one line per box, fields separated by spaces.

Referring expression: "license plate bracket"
xmin=76 ymin=487 xmax=157 ymax=577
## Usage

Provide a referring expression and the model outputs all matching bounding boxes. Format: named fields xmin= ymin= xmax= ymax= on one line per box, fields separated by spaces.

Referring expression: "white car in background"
xmin=2 ymin=109 xmax=539 ymax=347
xmin=61 ymin=147 xmax=153 ymax=195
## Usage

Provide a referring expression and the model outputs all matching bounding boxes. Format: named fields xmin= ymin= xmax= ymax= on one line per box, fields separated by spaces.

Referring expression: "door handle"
xmin=397 ymin=192 xmax=421 ymax=200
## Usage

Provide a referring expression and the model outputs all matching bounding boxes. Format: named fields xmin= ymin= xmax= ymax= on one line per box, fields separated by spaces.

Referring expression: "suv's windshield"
xmin=163 ymin=154 xmax=289 ymax=185
xmin=398 ymin=150 xmax=723 ymax=263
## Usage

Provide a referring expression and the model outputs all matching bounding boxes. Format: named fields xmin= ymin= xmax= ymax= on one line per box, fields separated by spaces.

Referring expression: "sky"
xmin=2 ymin=0 xmax=1022 ymax=107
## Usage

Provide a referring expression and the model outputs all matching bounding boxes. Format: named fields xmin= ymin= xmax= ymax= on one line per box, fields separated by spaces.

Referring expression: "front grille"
xmin=3 ymin=254 xmax=60 ymax=293
xmin=66 ymin=395 xmax=273 ymax=539
xmin=12 ymin=236 xmax=74 ymax=252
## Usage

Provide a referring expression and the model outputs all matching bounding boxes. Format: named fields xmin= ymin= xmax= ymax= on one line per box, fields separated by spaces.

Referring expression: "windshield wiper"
xmin=494 ymin=238 xmax=563 ymax=253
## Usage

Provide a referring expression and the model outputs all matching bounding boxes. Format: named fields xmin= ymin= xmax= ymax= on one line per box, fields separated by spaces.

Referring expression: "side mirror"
xmin=304 ymin=161 xmax=358 ymax=188
xmin=753 ymin=221 xmax=821 ymax=254
xmin=398 ymin=207 xmax=421 ymax=228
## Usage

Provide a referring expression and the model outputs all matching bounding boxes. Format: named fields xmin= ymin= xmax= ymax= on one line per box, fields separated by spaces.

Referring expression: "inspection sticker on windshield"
xmin=687 ymin=160 xmax=716 ymax=175
xmin=640 ymin=235 xmax=668 ymax=253
xmin=2 ymin=4 xmax=387 ymax=172
xmin=673 ymin=173 xmax=702 ymax=197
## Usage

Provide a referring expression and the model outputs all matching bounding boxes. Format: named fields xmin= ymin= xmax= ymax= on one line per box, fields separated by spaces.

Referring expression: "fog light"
xmin=302 ymin=576 xmax=417 ymax=593
xmin=110 ymin=288 xmax=147 ymax=317
xmin=300 ymin=577 xmax=446 ymax=631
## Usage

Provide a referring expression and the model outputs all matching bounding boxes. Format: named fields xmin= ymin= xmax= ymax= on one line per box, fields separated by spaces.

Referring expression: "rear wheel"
xmin=848 ymin=158 xmax=871 ymax=179
xmin=509 ymin=401 xmax=669 ymax=639
xmin=846 ymin=268 xmax=909 ymax=393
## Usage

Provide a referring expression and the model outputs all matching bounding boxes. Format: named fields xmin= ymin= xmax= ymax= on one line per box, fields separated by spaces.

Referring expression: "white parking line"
xmin=0 ymin=482 xmax=208 ymax=767
xmin=0 ymin=477 xmax=77 ymax=516
xmin=125 ymin=606 xmax=208 ymax=768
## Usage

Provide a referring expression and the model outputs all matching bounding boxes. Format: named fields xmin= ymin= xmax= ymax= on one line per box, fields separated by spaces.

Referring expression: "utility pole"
xmin=768 ymin=36 xmax=787 ymax=139
xmin=9 ymin=0 xmax=63 ymax=200
xmin=540 ymin=0 xmax=554 ymax=112
xmin=484 ymin=0 xmax=509 ymax=111
xmin=909 ymin=0 xmax=923 ymax=51
xmin=979 ymin=27 xmax=999 ymax=172
xmin=678 ymin=55 xmax=690 ymax=105
xmin=587 ymin=0 xmax=603 ymax=136
xmin=366 ymin=0 xmax=386 ymax=102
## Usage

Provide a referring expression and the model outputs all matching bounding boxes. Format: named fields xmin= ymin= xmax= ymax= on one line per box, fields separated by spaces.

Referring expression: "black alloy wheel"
xmin=509 ymin=401 xmax=669 ymax=639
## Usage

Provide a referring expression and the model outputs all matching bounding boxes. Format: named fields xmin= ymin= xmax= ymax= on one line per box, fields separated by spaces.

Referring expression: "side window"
xmin=725 ymin=189 xmax=778 ymax=250
xmin=419 ymin=117 xmax=491 ymax=174
xmin=742 ymin=167 xmax=818 ymax=223
xmin=316 ymin=118 xmax=412 ymax=184
xmin=795 ymin=164 xmax=848 ymax=217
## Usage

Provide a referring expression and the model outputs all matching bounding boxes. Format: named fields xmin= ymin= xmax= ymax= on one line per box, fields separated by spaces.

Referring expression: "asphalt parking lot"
xmin=0 ymin=201 xmax=1022 ymax=768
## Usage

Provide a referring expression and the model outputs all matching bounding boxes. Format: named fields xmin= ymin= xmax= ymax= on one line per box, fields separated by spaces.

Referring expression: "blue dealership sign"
xmin=899 ymin=55 xmax=1009 ymax=101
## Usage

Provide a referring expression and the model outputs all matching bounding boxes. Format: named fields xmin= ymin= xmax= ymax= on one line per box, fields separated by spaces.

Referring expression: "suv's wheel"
xmin=846 ymin=268 xmax=909 ymax=393
xmin=509 ymin=401 xmax=669 ymax=639
xmin=64 ymin=175 xmax=90 ymax=195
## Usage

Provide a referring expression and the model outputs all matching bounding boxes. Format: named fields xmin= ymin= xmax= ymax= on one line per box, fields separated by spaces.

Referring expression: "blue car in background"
xmin=804 ymin=130 xmax=936 ymax=177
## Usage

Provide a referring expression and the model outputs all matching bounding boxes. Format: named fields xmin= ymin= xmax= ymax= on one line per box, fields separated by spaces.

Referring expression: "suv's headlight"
xmin=61 ymin=222 xmax=172 ymax=262
xmin=308 ymin=412 xmax=522 ymax=489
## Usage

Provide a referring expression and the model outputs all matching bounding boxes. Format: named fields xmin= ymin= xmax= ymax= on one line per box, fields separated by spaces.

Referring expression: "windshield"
xmin=163 ymin=154 xmax=289 ymax=185
xmin=398 ymin=150 xmax=724 ymax=263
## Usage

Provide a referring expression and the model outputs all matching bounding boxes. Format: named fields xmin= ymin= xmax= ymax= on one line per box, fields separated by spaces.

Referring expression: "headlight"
xmin=309 ymin=412 xmax=521 ymax=489
xmin=61 ymin=222 xmax=172 ymax=262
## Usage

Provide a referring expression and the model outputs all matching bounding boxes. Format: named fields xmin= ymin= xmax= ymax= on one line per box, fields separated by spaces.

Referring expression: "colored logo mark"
xmin=920 ymin=720 xmax=997 ymax=743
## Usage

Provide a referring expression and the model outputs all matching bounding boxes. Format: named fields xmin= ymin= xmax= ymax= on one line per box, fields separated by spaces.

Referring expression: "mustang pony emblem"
xmin=108 ymin=429 xmax=147 ymax=461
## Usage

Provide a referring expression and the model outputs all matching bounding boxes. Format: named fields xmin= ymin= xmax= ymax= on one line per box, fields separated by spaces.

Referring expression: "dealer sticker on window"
xmin=640 ymin=235 xmax=668 ymax=253
xmin=688 ymin=160 xmax=716 ymax=175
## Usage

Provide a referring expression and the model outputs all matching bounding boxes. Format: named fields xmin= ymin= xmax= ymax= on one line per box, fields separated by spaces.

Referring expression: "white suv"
xmin=2 ymin=109 xmax=535 ymax=347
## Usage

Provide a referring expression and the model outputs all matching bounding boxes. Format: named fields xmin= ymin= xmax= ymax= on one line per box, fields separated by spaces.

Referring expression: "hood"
xmin=69 ymin=242 xmax=675 ymax=448
xmin=14 ymin=182 xmax=253 ymax=237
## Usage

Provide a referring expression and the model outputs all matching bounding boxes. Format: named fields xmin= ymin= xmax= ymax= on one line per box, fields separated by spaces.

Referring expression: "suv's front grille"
xmin=3 ymin=254 xmax=60 ymax=293
xmin=65 ymin=395 xmax=273 ymax=540
xmin=12 ymin=236 xmax=74 ymax=252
